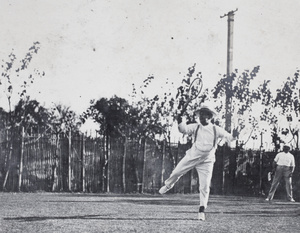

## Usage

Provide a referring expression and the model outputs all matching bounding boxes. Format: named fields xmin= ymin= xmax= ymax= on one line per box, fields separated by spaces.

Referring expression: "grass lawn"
xmin=0 ymin=192 xmax=299 ymax=233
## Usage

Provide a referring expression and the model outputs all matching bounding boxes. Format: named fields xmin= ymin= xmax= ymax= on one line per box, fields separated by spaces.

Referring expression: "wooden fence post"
xmin=102 ymin=136 xmax=106 ymax=192
xmin=222 ymin=146 xmax=226 ymax=195
xmin=122 ymin=136 xmax=127 ymax=193
xmin=81 ymin=134 xmax=86 ymax=192
xmin=161 ymin=140 xmax=166 ymax=187
xmin=51 ymin=134 xmax=60 ymax=192
xmin=68 ymin=131 xmax=72 ymax=191
xmin=18 ymin=127 xmax=25 ymax=192
xmin=102 ymin=134 xmax=110 ymax=192
xmin=142 ymin=138 xmax=147 ymax=193
xmin=2 ymin=129 xmax=12 ymax=190
xmin=259 ymin=132 xmax=263 ymax=195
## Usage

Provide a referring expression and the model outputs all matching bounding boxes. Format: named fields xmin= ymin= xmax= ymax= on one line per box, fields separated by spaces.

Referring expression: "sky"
xmin=0 ymin=0 xmax=300 ymax=117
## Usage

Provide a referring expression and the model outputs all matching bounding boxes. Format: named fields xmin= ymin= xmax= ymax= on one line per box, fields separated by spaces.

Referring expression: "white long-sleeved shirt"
xmin=178 ymin=121 xmax=235 ymax=162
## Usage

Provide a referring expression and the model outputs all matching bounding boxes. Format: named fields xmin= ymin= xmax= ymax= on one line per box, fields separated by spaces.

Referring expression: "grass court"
xmin=0 ymin=192 xmax=299 ymax=233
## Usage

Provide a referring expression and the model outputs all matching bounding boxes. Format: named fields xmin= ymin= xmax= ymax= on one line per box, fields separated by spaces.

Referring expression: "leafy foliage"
xmin=274 ymin=70 xmax=299 ymax=115
xmin=48 ymin=104 xmax=81 ymax=135
xmin=82 ymin=96 xmax=139 ymax=138
xmin=12 ymin=97 xmax=49 ymax=131
xmin=0 ymin=42 xmax=45 ymax=124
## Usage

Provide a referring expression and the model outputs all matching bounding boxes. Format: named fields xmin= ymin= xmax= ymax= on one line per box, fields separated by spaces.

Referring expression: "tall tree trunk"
xmin=2 ymin=130 xmax=12 ymax=191
xmin=3 ymin=97 xmax=13 ymax=191
xmin=2 ymin=149 xmax=11 ymax=191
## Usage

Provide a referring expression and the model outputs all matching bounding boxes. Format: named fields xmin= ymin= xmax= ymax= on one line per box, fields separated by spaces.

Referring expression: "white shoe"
xmin=159 ymin=185 xmax=172 ymax=194
xmin=265 ymin=198 xmax=270 ymax=201
xmin=289 ymin=198 xmax=295 ymax=202
xmin=198 ymin=212 xmax=205 ymax=221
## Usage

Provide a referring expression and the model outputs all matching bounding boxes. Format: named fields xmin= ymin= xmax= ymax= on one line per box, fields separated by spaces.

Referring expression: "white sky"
xmin=0 ymin=0 xmax=300 ymax=115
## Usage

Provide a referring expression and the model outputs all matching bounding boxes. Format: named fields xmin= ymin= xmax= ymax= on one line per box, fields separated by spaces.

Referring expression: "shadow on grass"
xmin=176 ymin=210 xmax=300 ymax=217
xmin=43 ymin=198 xmax=300 ymax=207
xmin=44 ymin=199 xmax=198 ymax=206
xmin=4 ymin=209 xmax=300 ymax=223
xmin=3 ymin=215 xmax=102 ymax=222
xmin=3 ymin=215 xmax=193 ymax=222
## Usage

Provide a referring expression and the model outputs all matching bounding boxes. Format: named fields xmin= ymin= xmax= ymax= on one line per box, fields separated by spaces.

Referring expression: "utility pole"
xmin=220 ymin=9 xmax=238 ymax=195
xmin=221 ymin=9 xmax=238 ymax=133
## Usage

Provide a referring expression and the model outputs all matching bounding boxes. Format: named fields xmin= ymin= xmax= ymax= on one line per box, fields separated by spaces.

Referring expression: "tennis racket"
xmin=179 ymin=77 xmax=203 ymax=115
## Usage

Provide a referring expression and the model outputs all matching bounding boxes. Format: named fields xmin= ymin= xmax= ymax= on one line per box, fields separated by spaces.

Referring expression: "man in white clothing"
xmin=159 ymin=105 xmax=239 ymax=221
xmin=265 ymin=144 xmax=295 ymax=202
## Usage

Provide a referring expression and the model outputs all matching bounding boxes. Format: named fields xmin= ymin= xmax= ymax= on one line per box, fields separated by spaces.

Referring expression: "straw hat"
xmin=194 ymin=105 xmax=217 ymax=119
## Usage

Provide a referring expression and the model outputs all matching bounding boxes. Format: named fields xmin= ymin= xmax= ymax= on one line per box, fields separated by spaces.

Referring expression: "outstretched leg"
xmin=266 ymin=166 xmax=283 ymax=200
xmin=159 ymin=153 xmax=199 ymax=194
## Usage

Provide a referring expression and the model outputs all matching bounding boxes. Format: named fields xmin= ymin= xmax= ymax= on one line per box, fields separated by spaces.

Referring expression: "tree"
xmin=47 ymin=104 xmax=81 ymax=191
xmin=212 ymin=66 xmax=268 ymax=147
xmin=48 ymin=104 xmax=81 ymax=135
xmin=0 ymin=42 xmax=44 ymax=191
xmin=12 ymin=97 xmax=49 ymax=133
xmin=82 ymin=96 xmax=139 ymax=192
xmin=271 ymin=70 xmax=300 ymax=149
xmin=0 ymin=42 xmax=44 ymax=115
xmin=0 ymin=107 xmax=9 ymax=136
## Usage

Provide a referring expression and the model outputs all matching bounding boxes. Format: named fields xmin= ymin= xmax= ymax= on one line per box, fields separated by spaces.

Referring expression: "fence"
xmin=0 ymin=128 xmax=300 ymax=200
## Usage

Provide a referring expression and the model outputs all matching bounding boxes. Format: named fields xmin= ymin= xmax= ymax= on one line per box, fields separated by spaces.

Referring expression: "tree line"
xmin=0 ymin=42 xmax=300 ymax=193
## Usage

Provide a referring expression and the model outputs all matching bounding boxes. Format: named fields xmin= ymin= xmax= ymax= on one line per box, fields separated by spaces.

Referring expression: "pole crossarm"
xmin=220 ymin=8 xmax=238 ymax=18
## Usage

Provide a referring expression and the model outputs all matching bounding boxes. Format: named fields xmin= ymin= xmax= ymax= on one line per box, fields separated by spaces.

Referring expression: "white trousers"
xmin=164 ymin=153 xmax=214 ymax=208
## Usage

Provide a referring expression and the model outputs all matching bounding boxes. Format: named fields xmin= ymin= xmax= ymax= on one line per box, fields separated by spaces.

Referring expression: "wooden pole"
xmin=161 ymin=140 xmax=166 ymax=187
xmin=259 ymin=132 xmax=263 ymax=195
xmin=81 ymin=134 xmax=86 ymax=192
xmin=221 ymin=9 xmax=238 ymax=133
xmin=122 ymin=136 xmax=127 ymax=193
xmin=141 ymin=138 xmax=147 ymax=193
xmin=3 ymin=129 xmax=12 ymax=190
xmin=18 ymin=127 xmax=25 ymax=192
xmin=221 ymin=9 xmax=238 ymax=195
xmin=68 ymin=131 xmax=72 ymax=191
